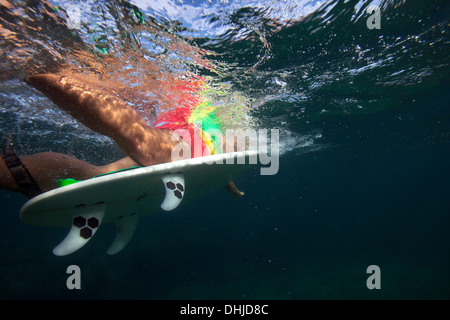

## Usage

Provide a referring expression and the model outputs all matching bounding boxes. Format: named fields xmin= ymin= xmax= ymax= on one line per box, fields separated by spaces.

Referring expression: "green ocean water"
xmin=0 ymin=0 xmax=449 ymax=299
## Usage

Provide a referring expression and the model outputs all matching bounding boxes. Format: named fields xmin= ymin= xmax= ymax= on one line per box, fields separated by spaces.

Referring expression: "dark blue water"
xmin=0 ymin=0 xmax=449 ymax=299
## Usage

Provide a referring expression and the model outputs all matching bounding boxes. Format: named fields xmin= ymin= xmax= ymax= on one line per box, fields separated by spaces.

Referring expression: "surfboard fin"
xmin=107 ymin=212 xmax=139 ymax=255
xmin=53 ymin=202 xmax=106 ymax=256
xmin=160 ymin=173 xmax=185 ymax=211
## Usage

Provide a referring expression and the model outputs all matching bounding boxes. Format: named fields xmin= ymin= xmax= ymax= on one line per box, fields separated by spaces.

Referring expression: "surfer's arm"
xmin=25 ymin=74 xmax=185 ymax=166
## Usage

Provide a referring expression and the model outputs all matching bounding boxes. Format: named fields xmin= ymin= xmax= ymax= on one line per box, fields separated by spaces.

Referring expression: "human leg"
xmin=25 ymin=73 xmax=188 ymax=166
xmin=1 ymin=149 xmax=138 ymax=194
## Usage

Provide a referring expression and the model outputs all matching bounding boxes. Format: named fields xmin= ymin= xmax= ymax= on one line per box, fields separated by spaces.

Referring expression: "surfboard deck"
xmin=19 ymin=150 xmax=259 ymax=256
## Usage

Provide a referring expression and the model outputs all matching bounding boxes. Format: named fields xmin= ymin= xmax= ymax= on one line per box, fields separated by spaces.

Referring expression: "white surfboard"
xmin=20 ymin=150 xmax=259 ymax=256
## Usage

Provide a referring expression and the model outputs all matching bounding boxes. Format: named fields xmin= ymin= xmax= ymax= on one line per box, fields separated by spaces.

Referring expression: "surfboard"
xmin=19 ymin=150 xmax=259 ymax=256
